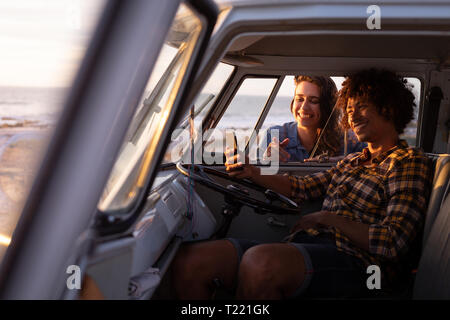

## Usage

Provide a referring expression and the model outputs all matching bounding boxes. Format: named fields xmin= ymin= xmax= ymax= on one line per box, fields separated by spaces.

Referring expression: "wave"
xmin=0 ymin=116 xmax=54 ymax=129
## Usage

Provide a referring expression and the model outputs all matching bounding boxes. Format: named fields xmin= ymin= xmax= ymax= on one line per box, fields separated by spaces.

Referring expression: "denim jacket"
xmin=263 ymin=121 xmax=366 ymax=162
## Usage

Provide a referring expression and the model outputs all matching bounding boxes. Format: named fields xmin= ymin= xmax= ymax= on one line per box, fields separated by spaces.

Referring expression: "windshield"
xmin=163 ymin=62 xmax=234 ymax=164
xmin=98 ymin=4 xmax=202 ymax=213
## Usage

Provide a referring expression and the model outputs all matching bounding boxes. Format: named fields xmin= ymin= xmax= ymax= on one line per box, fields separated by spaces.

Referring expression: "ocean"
xmin=0 ymin=87 xmax=295 ymax=130
xmin=0 ymin=86 xmax=66 ymax=128
xmin=0 ymin=86 xmax=417 ymax=138
xmin=214 ymin=94 xmax=294 ymax=130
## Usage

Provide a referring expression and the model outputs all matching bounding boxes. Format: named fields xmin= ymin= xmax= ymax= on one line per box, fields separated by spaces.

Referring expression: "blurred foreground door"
xmin=0 ymin=0 xmax=217 ymax=299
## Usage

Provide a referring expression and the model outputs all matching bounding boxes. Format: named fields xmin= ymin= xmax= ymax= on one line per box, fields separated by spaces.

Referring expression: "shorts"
xmin=226 ymin=233 xmax=369 ymax=299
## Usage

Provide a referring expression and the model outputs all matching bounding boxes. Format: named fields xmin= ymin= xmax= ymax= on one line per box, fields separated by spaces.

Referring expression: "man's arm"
xmin=293 ymin=154 xmax=432 ymax=259
xmin=367 ymin=155 xmax=432 ymax=259
xmin=292 ymin=211 xmax=370 ymax=251
xmin=325 ymin=214 xmax=370 ymax=250
xmin=226 ymin=153 xmax=337 ymax=200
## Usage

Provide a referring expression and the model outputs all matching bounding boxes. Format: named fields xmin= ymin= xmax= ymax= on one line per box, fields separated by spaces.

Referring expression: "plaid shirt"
xmin=289 ymin=140 xmax=432 ymax=287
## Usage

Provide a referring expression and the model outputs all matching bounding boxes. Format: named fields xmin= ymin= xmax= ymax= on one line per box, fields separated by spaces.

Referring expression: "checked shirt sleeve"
xmin=368 ymin=154 xmax=432 ymax=259
xmin=288 ymin=166 xmax=336 ymax=203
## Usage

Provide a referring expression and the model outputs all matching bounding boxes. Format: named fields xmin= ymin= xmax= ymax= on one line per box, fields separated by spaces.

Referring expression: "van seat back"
xmin=422 ymin=154 xmax=450 ymax=245
xmin=413 ymin=154 xmax=450 ymax=299
xmin=413 ymin=194 xmax=450 ymax=299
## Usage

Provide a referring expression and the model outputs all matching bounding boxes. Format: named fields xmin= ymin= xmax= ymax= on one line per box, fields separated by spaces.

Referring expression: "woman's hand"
xmin=263 ymin=137 xmax=291 ymax=162
xmin=224 ymin=147 xmax=260 ymax=180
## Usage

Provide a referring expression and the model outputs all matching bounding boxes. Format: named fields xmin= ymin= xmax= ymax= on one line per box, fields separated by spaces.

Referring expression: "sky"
xmin=0 ymin=0 xmax=105 ymax=88
xmin=0 ymin=0 xmax=418 ymax=99
xmin=0 ymin=0 xmax=331 ymax=95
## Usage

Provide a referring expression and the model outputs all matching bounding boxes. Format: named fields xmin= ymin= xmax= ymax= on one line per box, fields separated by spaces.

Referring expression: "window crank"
xmin=267 ymin=216 xmax=287 ymax=228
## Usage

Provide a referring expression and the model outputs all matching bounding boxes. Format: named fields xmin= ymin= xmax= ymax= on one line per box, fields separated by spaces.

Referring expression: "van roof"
xmin=206 ymin=0 xmax=450 ymax=71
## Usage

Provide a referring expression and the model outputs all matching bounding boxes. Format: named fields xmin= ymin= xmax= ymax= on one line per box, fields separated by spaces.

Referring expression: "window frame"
xmin=200 ymin=73 xmax=281 ymax=157
xmin=0 ymin=0 xmax=218 ymax=299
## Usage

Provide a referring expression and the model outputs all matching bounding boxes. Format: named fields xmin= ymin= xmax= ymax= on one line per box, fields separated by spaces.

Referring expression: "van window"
xmin=203 ymin=77 xmax=277 ymax=164
xmin=259 ymin=75 xmax=421 ymax=161
xmin=257 ymin=76 xmax=345 ymax=161
xmin=163 ymin=62 xmax=234 ymax=164
xmin=260 ymin=76 xmax=297 ymax=131
xmin=98 ymin=3 xmax=203 ymax=213
xmin=0 ymin=0 xmax=106 ymax=261
xmin=402 ymin=78 xmax=421 ymax=147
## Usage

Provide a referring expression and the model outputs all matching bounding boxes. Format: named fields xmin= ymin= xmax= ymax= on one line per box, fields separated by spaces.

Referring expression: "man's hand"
xmin=289 ymin=211 xmax=370 ymax=251
xmin=224 ymin=147 xmax=260 ymax=180
xmin=263 ymin=137 xmax=291 ymax=162
xmin=290 ymin=211 xmax=330 ymax=233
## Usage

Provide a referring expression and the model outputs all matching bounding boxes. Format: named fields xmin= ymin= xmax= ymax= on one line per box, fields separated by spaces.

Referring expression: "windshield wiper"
xmin=125 ymin=43 xmax=187 ymax=144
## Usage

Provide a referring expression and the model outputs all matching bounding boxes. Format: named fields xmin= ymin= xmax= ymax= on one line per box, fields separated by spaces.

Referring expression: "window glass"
xmin=0 ymin=0 xmax=106 ymax=260
xmin=333 ymin=76 xmax=420 ymax=147
xmin=261 ymin=76 xmax=345 ymax=131
xmin=260 ymin=76 xmax=296 ymax=131
xmin=203 ymin=77 xmax=277 ymax=164
xmin=98 ymin=3 xmax=203 ymax=213
xmin=259 ymin=75 xmax=420 ymax=163
xmin=402 ymin=78 xmax=421 ymax=146
xmin=258 ymin=76 xmax=345 ymax=162
xmin=163 ymin=62 xmax=234 ymax=164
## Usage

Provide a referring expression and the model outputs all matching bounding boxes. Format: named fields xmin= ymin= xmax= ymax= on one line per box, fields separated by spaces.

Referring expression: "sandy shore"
xmin=0 ymin=127 xmax=52 ymax=238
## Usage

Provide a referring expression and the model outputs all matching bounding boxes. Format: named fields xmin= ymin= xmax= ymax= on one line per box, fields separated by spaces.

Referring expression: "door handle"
xmin=267 ymin=216 xmax=287 ymax=228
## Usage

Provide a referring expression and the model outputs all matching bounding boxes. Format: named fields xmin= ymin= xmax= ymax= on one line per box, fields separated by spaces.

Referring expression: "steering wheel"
xmin=176 ymin=162 xmax=300 ymax=215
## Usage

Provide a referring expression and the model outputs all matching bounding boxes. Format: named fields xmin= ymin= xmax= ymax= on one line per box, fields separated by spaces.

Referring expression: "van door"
xmin=0 ymin=0 xmax=217 ymax=299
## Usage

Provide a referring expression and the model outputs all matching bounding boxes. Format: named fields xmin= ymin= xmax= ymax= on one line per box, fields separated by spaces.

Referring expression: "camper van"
xmin=0 ymin=0 xmax=449 ymax=300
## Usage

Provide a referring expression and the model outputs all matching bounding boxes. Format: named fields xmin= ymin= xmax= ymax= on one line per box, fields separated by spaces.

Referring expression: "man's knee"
xmin=172 ymin=240 xmax=238 ymax=282
xmin=237 ymin=244 xmax=306 ymax=299
xmin=239 ymin=245 xmax=280 ymax=285
xmin=171 ymin=240 xmax=240 ymax=299
xmin=172 ymin=243 xmax=204 ymax=280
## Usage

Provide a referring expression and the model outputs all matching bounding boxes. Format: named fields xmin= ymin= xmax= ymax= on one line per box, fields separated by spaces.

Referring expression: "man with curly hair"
xmin=171 ymin=69 xmax=433 ymax=299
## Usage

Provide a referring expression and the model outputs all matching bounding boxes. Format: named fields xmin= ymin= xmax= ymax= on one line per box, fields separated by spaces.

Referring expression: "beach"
xmin=0 ymin=126 xmax=51 ymax=239
xmin=0 ymin=85 xmax=61 ymax=242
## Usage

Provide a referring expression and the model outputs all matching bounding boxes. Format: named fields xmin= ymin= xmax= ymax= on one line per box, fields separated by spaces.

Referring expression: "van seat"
xmin=413 ymin=194 xmax=450 ymax=299
xmin=372 ymin=153 xmax=450 ymax=299
xmin=422 ymin=154 xmax=450 ymax=245
xmin=412 ymin=154 xmax=450 ymax=299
